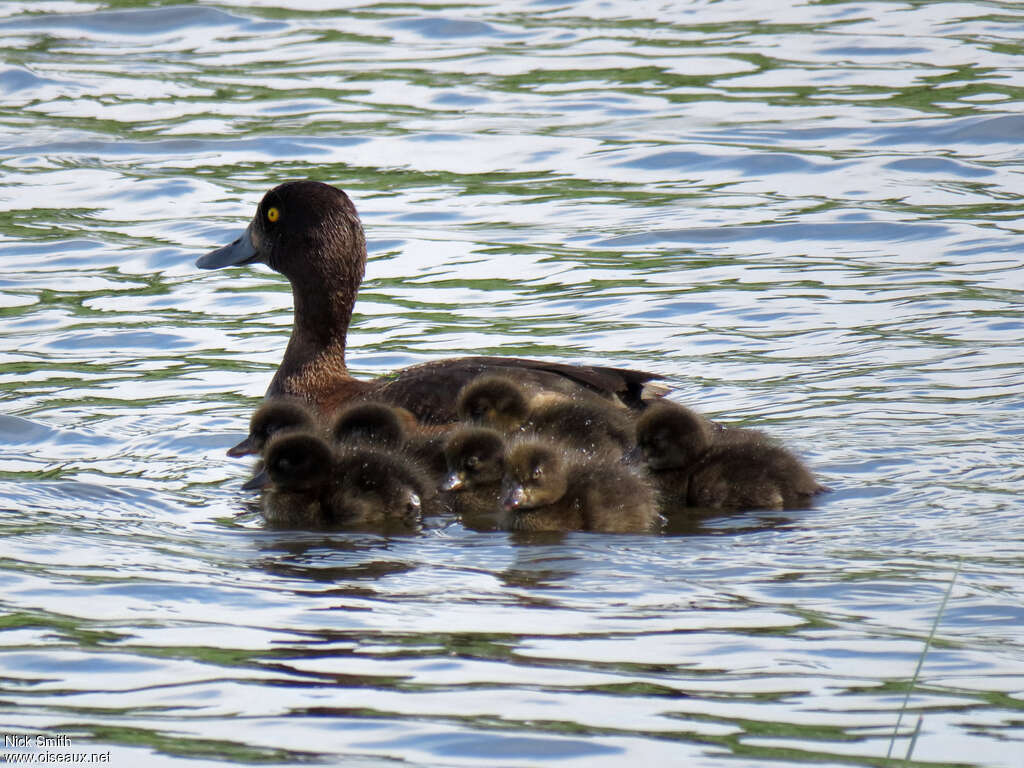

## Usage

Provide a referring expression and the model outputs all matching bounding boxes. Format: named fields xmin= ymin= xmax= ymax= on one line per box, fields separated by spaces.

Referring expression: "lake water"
xmin=1 ymin=1 xmax=1022 ymax=766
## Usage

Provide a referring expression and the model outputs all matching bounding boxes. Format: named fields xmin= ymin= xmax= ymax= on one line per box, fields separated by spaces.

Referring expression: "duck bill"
xmin=240 ymin=467 xmax=270 ymax=491
xmin=501 ymin=483 xmax=526 ymax=511
xmin=227 ymin=434 xmax=258 ymax=458
xmin=196 ymin=223 xmax=261 ymax=269
xmin=440 ymin=472 xmax=465 ymax=492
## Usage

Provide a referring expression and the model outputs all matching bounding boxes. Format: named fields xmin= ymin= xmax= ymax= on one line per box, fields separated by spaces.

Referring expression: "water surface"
xmin=1 ymin=1 xmax=1022 ymax=766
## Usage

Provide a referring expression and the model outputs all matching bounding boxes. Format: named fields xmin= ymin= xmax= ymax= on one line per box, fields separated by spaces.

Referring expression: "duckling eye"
xmin=531 ymin=465 xmax=543 ymax=480
xmin=277 ymin=455 xmax=298 ymax=472
xmin=267 ymin=206 xmax=280 ymax=223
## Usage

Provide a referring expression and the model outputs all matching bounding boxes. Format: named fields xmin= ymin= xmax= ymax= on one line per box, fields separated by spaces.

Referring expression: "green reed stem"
xmin=885 ymin=556 xmax=962 ymax=764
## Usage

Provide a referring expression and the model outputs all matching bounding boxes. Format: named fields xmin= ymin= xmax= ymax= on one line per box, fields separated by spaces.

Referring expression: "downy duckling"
xmin=458 ymin=374 xmax=633 ymax=459
xmin=260 ymin=430 xmax=335 ymax=528
xmin=524 ymin=399 xmax=634 ymax=460
xmin=229 ymin=397 xmax=318 ymax=457
xmin=636 ymin=400 xmax=825 ymax=512
xmin=456 ymin=374 xmax=532 ymax=432
xmin=330 ymin=401 xmax=411 ymax=449
xmin=330 ymin=446 xmax=431 ymax=530
xmin=330 ymin=401 xmax=447 ymax=485
xmin=440 ymin=427 xmax=507 ymax=528
xmin=260 ymin=431 xmax=428 ymax=530
xmin=499 ymin=438 xmax=660 ymax=533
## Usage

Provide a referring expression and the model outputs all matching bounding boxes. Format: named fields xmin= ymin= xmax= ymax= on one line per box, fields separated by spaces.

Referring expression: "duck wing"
xmin=358 ymin=356 xmax=664 ymax=425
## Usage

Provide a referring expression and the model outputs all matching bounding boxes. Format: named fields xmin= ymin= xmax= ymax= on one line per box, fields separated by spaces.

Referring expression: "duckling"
xmin=456 ymin=375 xmax=532 ymax=431
xmin=259 ymin=431 xmax=428 ymax=530
xmin=330 ymin=446 xmax=431 ymax=530
xmin=330 ymin=401 xmax=447 ymax=485
xmin=440 ymin=427 xmax=507 ymax=529
xmin=259 ymin=431 xmax=335 ymax=528
xmin=457 ymin=374 xmax=633 ymax=459
xmin=635 ymin=400 xmax=824 ymax=512
xmin=330 ymin=401 xmax=410 ymax=448
xmin=524 ymin=399 xmax=635 ymax=460
xmin=197 ymin=180 xmax=667 ymax=429
xmin=499 ymin=438 xmax=660 ymax=533
xmin=229 ymin=397 xmax=317 ymax=457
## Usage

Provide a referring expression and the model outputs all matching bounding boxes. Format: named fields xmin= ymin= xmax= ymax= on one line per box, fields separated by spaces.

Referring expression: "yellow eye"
xmin=267 ymin=207 xmax=280 ymax=223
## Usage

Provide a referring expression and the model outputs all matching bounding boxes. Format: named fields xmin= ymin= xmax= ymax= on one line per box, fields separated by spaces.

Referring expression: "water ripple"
xmin=0 ymin=1 xmax=1022 ymax=766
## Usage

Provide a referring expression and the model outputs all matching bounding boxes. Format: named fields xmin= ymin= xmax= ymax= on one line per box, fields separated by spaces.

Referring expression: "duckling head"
xmin=331 ymin=402 xmax=406 ymax=450
xmin=263 ymin=431 xmax=334 ymax=492
xmin=456 ymin=375 xmax=529 ymax=432
xmin=441 ymin=427 xmax=506 ymax=492
xmin=229 ymin=397 xmax=316 ymax=458
xmin=501 ymin=439 xmax=570 ymax=511
xmin=635 ymin=401 xmax=713 ymax=471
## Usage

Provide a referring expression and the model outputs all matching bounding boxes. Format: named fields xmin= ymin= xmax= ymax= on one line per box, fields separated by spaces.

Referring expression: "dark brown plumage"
xmin=330 ymin=401 xmax=447 ymax=485
xmin=635 ymin=400 xmax=825 ymax=512
xmin=456 ymin=375 xmax=532 ymax=432
xmin=330 ymin=401 xmax=410 ymax=450
xmin=259 ymin=431 xmax=428 ymax=530
xmin=259 ymin=431 xmax=335 ymax=528
xmin=499 ymin=438 xmax=660 ymax=533
xmin=197 ymin=181 xmax=666 ymax=441
xmin=524 ymin=398 xmax=635 ymax=460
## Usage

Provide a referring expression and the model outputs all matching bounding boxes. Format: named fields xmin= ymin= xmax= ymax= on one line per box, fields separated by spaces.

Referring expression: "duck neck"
xmin=268 ymin=269 xmax=360 ymax=400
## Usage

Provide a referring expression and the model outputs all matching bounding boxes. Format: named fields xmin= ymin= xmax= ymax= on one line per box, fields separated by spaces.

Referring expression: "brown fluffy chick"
xmin=456 ymin=375 xmax=533 ymax=432
xmin=523 ymin=398 xmax=635 ymax=460
xmin=259 ymin=431 xmax=427 ymax=530
xmin=499 ymin=438 xmax=660 ymax=533
xmin=329 ymin=446 xmax=431 ymax=530
xmin=636 ymin=400 xmax=825 ymax=512
xmin=458 ymin=374 xmax=633 ymax=459
xmin=330 ymin=401 xmax=447 ymax=485
xmin=259 ymin=431 xmax=335 ymax=527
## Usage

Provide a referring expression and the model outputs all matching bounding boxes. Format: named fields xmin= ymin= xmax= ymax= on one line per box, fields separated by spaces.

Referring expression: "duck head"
xmin=196 ymin=180 xmax=365 ymax=283
xmin=196 ymin=181 xmax=368 ymax=398
xmin=331 ymin=402 xmax=407 ymax=450
xmin=331 ymin=448 xmax=425 ymax=525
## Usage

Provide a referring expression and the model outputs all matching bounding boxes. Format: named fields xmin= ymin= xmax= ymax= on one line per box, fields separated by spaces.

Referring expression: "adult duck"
xmin=196 ymin=181 xmax=665 ymax=426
